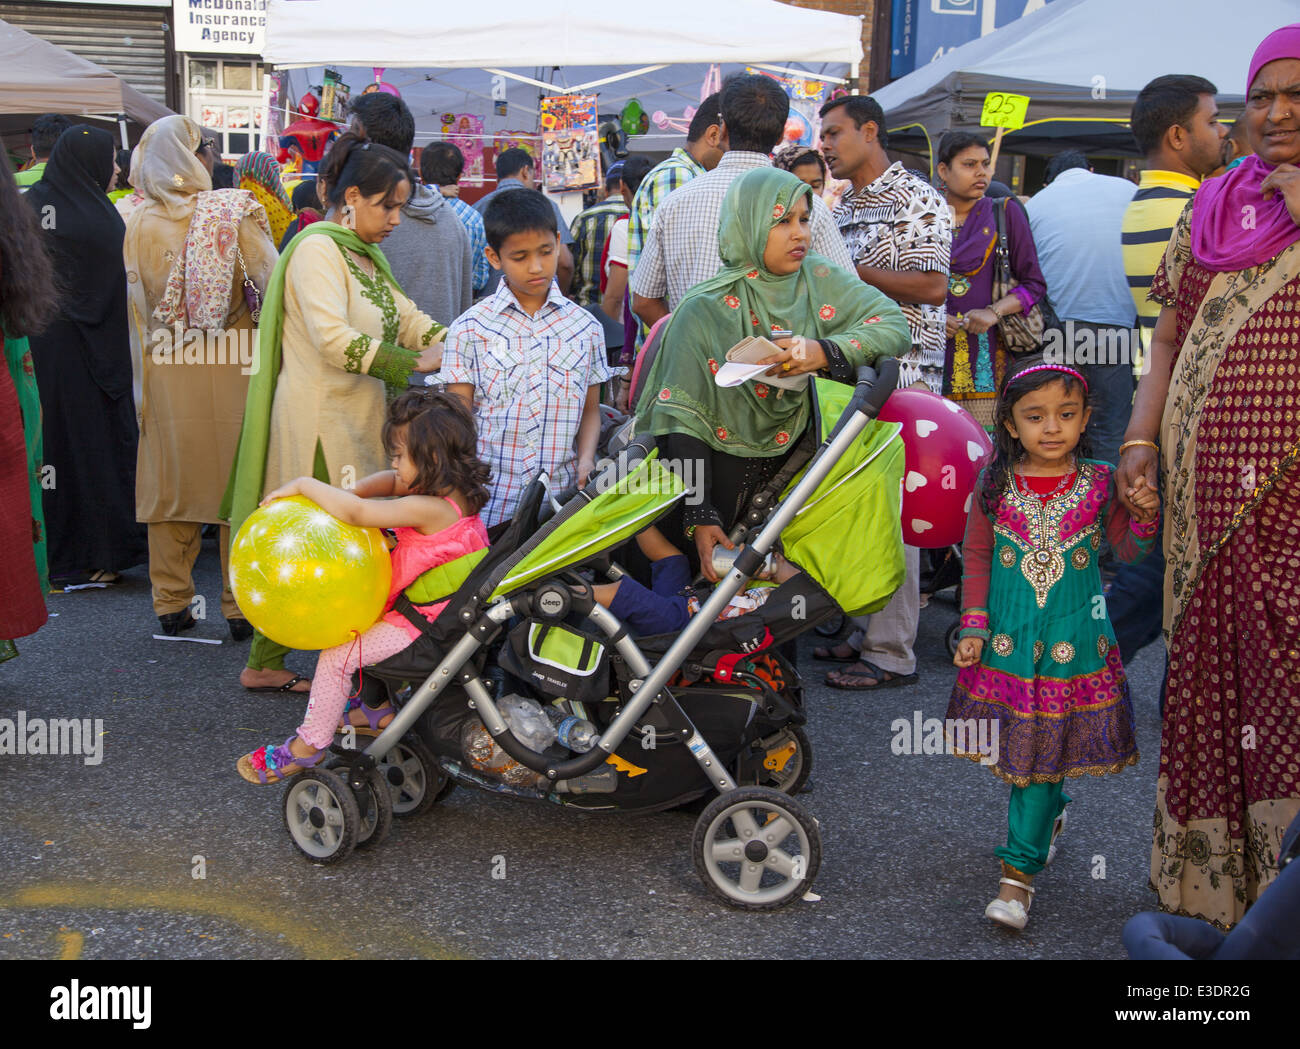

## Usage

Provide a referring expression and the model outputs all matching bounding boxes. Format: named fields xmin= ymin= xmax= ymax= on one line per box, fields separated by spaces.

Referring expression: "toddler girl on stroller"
xmin=236 ymin=390 xmax=492 ymax=784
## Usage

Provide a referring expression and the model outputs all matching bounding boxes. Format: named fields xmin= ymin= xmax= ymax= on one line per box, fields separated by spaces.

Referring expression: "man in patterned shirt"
xmin=631 ymin=74 xmax=853 ymax=331
xmin=569 ymin=162 xmax=630 ymax=306
xmin=817 ymin=93 xmax=951 ymax=693
xmin=421 ymin=141 xmax=491 ymax=297
xmin=820 ymin=94 xmax=951 ymax=394
xmin=442 ymin=190 xmax=612 ymax=528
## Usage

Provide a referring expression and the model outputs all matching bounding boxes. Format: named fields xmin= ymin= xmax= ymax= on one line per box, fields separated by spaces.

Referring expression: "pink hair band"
xmin=1011 ymin=363 xmax=1089 ymax=392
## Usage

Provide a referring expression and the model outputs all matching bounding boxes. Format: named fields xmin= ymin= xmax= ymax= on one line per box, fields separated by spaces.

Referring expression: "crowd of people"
xmin=1 ymin=24 xmax=1297 ymax=948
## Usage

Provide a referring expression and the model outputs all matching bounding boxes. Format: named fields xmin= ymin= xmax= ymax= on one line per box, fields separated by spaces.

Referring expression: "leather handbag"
xmin=991 ymin=197 xmax=1060 ymax=354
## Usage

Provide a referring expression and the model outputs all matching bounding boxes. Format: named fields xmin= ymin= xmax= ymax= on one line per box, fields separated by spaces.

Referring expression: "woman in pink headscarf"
xmin=1117 ymin=24 xmax=1300 ymax=928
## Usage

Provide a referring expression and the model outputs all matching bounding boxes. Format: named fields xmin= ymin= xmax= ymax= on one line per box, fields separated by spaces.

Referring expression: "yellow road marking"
xmin=2 ymin=884 xmax=463 ymax=960
xmin=55 ymin=930 xmax=83 ymax=960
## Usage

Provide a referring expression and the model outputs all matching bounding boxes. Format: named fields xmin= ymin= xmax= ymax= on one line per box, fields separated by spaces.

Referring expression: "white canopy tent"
xmin=263 ymin=0 xmax=863 ymax=148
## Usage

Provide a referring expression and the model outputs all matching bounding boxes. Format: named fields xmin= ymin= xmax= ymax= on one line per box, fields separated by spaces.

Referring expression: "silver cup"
xmin=711 ymin=545 xmax=774 ymax=580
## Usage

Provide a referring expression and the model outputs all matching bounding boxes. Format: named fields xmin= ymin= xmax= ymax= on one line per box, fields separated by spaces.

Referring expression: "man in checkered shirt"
xmin=626 ymin=93 xmax=726 ymax=272
xmin=631 ymin=73 xmax=854 ymax=335
xmin=443 ymin=190 xmax=612 ymax=528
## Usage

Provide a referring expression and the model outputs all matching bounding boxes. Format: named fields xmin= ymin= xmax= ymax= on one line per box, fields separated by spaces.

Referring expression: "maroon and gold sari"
xmin=1148 ymin=203 xmax=1300 ymax=928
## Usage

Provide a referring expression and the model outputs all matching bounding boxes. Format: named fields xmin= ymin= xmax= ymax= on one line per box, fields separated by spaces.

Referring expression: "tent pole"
xmin=117 ymin=115 xmax=128 ymax=149
xmin=567 ymin=65 xmax=670 ymax=93
xmin=850 ymin=60 xmax=860 ymax=94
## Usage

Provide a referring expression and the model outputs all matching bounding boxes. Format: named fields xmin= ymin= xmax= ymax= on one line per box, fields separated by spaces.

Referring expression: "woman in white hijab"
xmin=123 ymin=116 xmax=297 ymax=687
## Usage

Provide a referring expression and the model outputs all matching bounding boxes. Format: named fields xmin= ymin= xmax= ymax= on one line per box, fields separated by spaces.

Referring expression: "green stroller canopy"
xmin=490 ymin=451 xmax=687 ymax=600
xmin=780 ymin=379 xmax=906 ymax=618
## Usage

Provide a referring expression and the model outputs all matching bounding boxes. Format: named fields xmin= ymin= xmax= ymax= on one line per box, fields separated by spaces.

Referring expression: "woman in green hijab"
xmin=635 ymin=166 xmax=910 ymax=577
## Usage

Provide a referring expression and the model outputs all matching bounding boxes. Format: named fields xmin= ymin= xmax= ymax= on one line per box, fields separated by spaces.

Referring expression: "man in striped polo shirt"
xmin=1122 ymin=75 xmax=1229 ymax=369
xmin=1109 ymin=74 xmax=1227 ymax=709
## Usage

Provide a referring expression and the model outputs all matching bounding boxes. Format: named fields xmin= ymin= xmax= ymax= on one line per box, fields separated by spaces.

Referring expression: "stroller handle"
xmin=819 ymin=357 xmax=899 ymax=449
xmin=855 ymin=357 xmax=899 ymax=418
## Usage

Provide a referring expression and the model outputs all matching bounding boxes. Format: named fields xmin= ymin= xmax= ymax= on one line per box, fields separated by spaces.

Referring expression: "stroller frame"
xmin=283 ymin=360 xmax=900 ymax=909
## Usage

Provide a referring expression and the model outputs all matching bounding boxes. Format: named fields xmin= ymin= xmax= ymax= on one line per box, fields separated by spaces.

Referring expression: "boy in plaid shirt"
xmin=442 ymin=190 xmax=612 ymax=527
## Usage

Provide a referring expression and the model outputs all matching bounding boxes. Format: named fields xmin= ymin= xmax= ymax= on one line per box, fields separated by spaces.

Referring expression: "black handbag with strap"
xmin=991 ymin=197 xmax=1062 ymax=355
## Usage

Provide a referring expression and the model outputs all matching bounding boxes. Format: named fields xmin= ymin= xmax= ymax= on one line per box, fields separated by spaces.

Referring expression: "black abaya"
xmin=25 ymin=126 xmax=145 ymax=578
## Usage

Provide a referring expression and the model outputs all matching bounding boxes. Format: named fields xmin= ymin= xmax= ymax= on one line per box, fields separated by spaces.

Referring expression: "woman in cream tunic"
xmin=124 ymin=116 xmax=278 ymax=639
xmin=224 ymin=132 xmax=445 ymax=691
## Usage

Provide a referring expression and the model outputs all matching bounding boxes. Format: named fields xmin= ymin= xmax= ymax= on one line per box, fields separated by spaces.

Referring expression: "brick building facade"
xmin=779 ymin=0 xmax=887 ymax=91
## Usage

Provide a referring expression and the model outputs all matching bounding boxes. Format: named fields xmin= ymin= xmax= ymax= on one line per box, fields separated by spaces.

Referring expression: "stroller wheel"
xmin=379 ymin=736 xmax=451 ymax=817
xmin=282 ymin=768 xmax=360 ymax=864
xmin=813 ymin=613 xmax=846 ymax=639
xmin=692 ymin=786 xmax=822 ymax=911
xmin=747 ymin=725 xmax=813 ymax=796
xmin=354 ymin=767 xmax=394 ymax=850
xmin=945 ymin=621 xmax=961 ymax=658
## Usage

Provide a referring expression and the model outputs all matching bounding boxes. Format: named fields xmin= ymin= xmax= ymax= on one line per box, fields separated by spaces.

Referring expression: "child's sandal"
xmin=336 ymin=700 xmax=396 ymax=738
xmin=985 ymin=877 xmax=1035 ymax=931
xmin=236 ymin=736 xmax=329 ymax=785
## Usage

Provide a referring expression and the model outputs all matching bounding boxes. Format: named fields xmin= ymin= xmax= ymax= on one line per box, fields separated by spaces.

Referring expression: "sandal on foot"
xmin=825 ymin=660 xmax=918 ymax=691
xmin=812 ymin=642 xmax=859 ymax=662
xmin=1046 ymin=808 xmax=1068 ymax=866
xmin=337 ymin=700 xmax=395 ymax=738
xmin=236 ymin=736 xmax=328 ymax=785
xmin=243 ymin=673 xmax=311 ymax=694
xmin=985 ymin=877 xmax=1035 ymax=930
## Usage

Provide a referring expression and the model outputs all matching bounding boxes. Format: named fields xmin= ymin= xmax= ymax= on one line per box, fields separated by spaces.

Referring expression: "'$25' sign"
xmin=980 ymin=92 xmax=1031 ymax=131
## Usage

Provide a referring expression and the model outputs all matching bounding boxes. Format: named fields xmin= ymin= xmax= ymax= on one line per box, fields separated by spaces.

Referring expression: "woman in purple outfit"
xmin=938 ymin=132 xmax=1047 ymax=429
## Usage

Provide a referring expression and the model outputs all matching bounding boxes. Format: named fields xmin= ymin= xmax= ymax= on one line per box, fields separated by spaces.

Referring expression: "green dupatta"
xmin=634 ymin=167 xmax=910 ymax=457
xmin=220 ymin=221 xmax=408 ymax=537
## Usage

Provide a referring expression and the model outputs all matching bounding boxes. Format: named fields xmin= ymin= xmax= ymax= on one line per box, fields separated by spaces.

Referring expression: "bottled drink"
xmin=555 ymin=716 xmax=600 ymax=753
xmin=557 ymin=765 xmax=618 ymax=794
xmin=498 ymin=694 xmax=557 ymax=752
xmin=544 ymin=705 xmax=600 ymax=753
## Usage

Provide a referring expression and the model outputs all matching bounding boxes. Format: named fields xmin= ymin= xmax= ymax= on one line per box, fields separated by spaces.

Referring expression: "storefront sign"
xmin=173 ymin=0 xmax=268 ymax=55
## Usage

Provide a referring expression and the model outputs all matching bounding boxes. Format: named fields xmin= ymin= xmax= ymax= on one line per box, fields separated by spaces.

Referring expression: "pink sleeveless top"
xmin=381 ymin=497 xmax=490 ymax=641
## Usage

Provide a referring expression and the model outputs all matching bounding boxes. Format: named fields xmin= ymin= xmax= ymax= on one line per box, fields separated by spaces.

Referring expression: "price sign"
xmin=979 ymin=92 xmax=1030 ymax=131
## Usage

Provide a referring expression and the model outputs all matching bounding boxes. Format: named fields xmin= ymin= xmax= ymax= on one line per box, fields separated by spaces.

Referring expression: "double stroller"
xmin=274 ymin=361 xmax=906 ymax=910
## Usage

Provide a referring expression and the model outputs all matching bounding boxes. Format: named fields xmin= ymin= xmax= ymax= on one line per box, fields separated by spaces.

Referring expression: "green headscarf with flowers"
xmin=635 ymin=166 xmax=909 ymax=457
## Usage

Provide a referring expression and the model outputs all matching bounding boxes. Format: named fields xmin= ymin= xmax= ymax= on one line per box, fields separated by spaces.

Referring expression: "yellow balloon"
xmin=229 ymin=495 xmax=393 ymax=650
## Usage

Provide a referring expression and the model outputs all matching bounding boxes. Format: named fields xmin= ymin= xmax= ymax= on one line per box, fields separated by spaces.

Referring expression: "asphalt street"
xmin=0 ymin=536 xmax=1169 ymax=959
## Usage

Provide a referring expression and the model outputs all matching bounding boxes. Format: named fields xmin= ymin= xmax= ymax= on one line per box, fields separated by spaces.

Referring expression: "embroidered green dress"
xmin=949 ymin=459 xmax=1158 ymax=786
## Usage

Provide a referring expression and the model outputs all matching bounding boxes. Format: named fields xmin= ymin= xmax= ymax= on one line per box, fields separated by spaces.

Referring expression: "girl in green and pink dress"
xmin=949 ymin=357 xmax=1161 ymax=930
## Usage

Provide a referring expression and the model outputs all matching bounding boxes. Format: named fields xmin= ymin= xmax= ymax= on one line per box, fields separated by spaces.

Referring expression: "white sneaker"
xmin=1046 ymin=809 xmax=1068 ymax=866
xmin=985 ymin=877 xmax=1034 ymax=930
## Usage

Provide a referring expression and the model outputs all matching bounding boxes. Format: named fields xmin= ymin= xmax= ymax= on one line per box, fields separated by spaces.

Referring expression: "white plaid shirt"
xmin=440 ymin=280 xmax=612 ymax=527
xmin=629 ymin=152 xmax=855 ymax=310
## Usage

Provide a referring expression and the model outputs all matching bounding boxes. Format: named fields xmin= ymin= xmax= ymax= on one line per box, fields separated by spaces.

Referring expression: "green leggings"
xmin=996 ymin=781 xmax=1070 ymax=876
xmin=247 ymin=629 xmax=291 ymax=672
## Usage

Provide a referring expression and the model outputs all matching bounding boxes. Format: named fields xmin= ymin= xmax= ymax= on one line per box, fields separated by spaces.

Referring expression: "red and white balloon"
xmin=877 ymin=389 xmax=993 ymax=547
